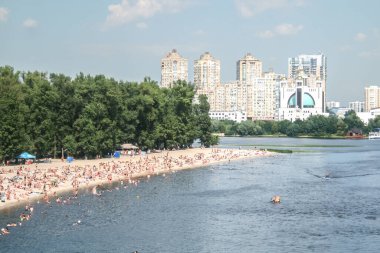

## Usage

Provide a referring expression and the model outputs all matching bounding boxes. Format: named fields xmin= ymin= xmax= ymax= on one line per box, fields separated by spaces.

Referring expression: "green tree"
xmin=367 ymin=116 xmax=380 ymax=132
xmin=23 ymin=71 xmax=58 ymax=157
xmin=286 ymin=123 xmax=301 ymax=137
xmin=194 ymin=94 xmax=214 ymax=147
xmin=278 ymin=120 xmax=292 ymax=135
xmin=0 ymin=66 xmax=29 ymax=161
xmin=344 ymin=110 xmax=364 ymax=132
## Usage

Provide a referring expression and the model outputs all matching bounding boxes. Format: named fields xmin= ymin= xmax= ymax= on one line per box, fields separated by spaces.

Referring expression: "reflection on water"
xmin=1 ymin=137 xmax=380 ymax=252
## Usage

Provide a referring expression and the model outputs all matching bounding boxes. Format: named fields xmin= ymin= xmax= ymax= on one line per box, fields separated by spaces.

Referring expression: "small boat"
xmin=369 ymin=128 xmax=380 ymax=140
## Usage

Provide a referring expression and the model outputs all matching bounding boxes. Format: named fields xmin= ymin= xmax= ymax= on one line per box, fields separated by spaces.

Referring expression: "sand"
xmin=0 ymin=148 xmax=272 ymax=211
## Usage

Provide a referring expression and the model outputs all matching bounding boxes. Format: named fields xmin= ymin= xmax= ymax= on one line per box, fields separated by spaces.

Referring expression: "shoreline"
xmin=0 ymin=148 xmax=273 ymax=212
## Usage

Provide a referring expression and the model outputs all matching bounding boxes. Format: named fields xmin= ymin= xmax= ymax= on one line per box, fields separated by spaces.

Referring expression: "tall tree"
xmin=194 ymin=94 xmax=215 ymax=147
xmin=23 ymin=71 xmax=58 ymax=157
xmin=344 ymin=110 xmax=364 ymax=132
xmin=0 ymin=66 xmax=29 ymax=161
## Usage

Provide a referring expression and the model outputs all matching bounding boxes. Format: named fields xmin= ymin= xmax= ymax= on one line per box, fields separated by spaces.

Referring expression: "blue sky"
xmin=1 ymin=0 xmax=379 ymax=105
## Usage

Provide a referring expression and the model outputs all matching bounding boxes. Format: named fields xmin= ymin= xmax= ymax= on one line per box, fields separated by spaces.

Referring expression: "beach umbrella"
xmin=16 ymin=152 xmax=36 ymax=159
xmin=120 ymin=143 xmax=139 ymax=150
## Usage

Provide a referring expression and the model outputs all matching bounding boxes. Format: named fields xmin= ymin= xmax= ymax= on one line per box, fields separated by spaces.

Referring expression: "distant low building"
xmin=357 ymin=108 xmax=380 ymax=125
xmin=349 ymin=101 xmax=364 ymax=113
xmin=209 ymin=111 xmax=247 ymax=123
xmin=326 ymin=101 xmax=340 ymax=109
xmin=369 ymin=107 xmax=380 ymax=117
xmin=329 ymin=107 xmax=351 ymax=118
xmin=357 ymin=112 xmax=371 ymax=125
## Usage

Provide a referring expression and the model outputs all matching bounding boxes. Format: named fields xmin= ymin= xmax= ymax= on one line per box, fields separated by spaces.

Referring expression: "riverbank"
xmin=0 ymin=148 xmax=272 ymax=211
xmin=222 ymin=134 xmax=348 ymax=139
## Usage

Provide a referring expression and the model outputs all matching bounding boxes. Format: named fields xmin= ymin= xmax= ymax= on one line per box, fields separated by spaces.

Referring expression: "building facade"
xmin=209 ymin=111 xmax=247 ymax=123
xmin=194 ymin=52 xmax=220 ymax=89
xmin=236 ymin=53 xmax=263 ymax=83
xmin=364 ymin=85 xmax=380 ymax=112
xmin=288 ymin=54 xmax=327 ymax=81
xmin=250 ymin=71 xmax=284 ymax=120
xmin=349 ymin=101 xmax=365 ymax=113
xmin=329 ymin=107 xmax=351 ymax=118
xmin=162 ymin=50 xmax=328 ymax=122
xmin=277 ymin=73 xmax=327 ymax=121
xmin=326 ymin=101 xmax=341 ymax=109
xmin=160 ymin=49 xmax=188 ymax=88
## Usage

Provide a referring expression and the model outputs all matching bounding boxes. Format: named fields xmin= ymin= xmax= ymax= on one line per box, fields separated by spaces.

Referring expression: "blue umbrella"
xmin=16 ymin=152 xmax=36 ymax=159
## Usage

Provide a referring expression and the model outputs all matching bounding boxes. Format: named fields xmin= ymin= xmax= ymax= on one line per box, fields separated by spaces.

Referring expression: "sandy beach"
xmin=0 ymin=148 xmax=272 ymax=211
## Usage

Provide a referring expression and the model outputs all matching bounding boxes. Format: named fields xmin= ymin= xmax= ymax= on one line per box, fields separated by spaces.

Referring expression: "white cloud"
xmin=23 ymin=18 xmax=38 ymax=28
xmin=105 ymin=0 xmax=191 ymax=27
xmin=0 ymin=7 xmax=9 ymax=22
xmin=256 ymin=30 xmax=275 ymax=38
xmin=136 ymin=22 xmax=148 ymax=29
xmin=275 ymin=23 xmax=303 ymax=35
xmin=235 ymin=0 xmax=305 ymax=17
xmin=354 ymin=32 xmax=367 ymax=42
xmin=257 ymin=23 xmax=303 ymax=38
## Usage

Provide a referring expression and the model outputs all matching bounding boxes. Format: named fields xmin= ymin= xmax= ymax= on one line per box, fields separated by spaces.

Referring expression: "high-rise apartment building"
xmin=160 ymin=49 xmax=188 ymax=88
xmin=194 ymin=52 xmax=220 ymax=89
xmin=236 ymin=53 xmax=263 ymax=83
xmin=250 ymin=72 xmax=284 ymax=120
xmin=195 ymin=54 xmax=282 ymax=121
xmin=365 ymin=85 xmax=380 ymax=111
xmin=162 ymin=50 xmax=328 ymax=122
xmin=288 ymin=54 xmax=327 ymax=80
xmin=349 ymin=101 xmax=365 ymax=113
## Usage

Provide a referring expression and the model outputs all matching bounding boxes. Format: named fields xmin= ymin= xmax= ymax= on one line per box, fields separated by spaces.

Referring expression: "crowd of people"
xmin=0 ymin=148 xmax=270 ymax=235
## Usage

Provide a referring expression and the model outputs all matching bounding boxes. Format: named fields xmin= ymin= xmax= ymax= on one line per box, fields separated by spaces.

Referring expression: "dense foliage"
xmin=0 ymin=66 xmax=216 ymax=161
xmin=212 ymin=111 xmax=379 ymax=137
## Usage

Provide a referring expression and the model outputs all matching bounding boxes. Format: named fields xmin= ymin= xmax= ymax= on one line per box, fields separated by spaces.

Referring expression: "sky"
xmin=1 ymin=0 xmax=379 ymax=105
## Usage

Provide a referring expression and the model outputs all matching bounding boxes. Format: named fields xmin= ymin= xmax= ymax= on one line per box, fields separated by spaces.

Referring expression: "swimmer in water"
xmin=321 ymin=172 xmax=331 ymax=180
xmin=1 ymin=227 xmax=10 ymax=235
xmin=271 ymin=195 xmax=281 ymax=204
xmin=92 ymin=186 xmax=101 ymax=196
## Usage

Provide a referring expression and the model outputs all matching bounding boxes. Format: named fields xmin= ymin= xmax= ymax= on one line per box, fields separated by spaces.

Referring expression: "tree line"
xmin=0 ymin=66 xmax=217 ymax=161
xmin=212 ymin=111 xmax=380 ymax=137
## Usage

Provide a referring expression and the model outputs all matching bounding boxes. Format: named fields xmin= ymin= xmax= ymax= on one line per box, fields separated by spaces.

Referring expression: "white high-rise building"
xmin=288 ymin=54 xmax=327 ymax=80
xmin=194 ymin=52 xmax=220 ymax=89
xmin=160 ymin=49 xmax=188 ymax=88
xmin=349 ymin=101 xmax=365 ymax=113
xmin=236 ymin=53 xmax=263 ymax=83
xmin=364 ymin=85 xmax=380 ymax=112
xmin=288 ymin=54 xmax=327 ymax=113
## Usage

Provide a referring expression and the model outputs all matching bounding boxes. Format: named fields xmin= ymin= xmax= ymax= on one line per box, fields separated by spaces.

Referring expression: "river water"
xmin=0 ymin=137 xmax=379 ymax=252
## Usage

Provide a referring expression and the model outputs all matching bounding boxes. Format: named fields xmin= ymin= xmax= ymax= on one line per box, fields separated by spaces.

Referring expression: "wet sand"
xmin=0 ymin=148 xmax=272 ymax=211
